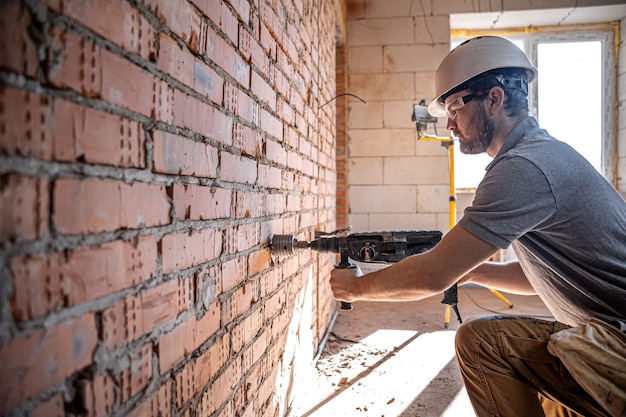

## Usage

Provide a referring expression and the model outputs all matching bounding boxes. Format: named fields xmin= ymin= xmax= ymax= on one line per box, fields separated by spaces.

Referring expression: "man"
xmin=330 ymin=36 xmax=626 ymax=417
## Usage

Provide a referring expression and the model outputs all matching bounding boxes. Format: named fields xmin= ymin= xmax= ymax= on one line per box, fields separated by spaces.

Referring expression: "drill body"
xmin=271 ymin=230 xmax=463 ymax=323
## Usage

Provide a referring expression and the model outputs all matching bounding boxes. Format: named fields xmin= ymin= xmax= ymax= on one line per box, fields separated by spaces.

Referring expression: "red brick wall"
xmin=0 ymin=0 xmax=337 ymax=416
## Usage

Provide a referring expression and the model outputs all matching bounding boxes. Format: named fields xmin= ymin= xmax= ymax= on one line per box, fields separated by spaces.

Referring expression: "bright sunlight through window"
xmin=537 ymin=41 xmax=602 ymax=172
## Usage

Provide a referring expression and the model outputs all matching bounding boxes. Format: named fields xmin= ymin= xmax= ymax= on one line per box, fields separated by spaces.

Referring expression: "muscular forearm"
xmin=461 ymin=260 xmax=536 ymax=295
xmin=347 ymin=256 xmax=450 ymax=302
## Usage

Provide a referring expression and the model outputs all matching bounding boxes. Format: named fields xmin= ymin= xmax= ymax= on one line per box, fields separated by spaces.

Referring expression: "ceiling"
xmin=451 ymin=4 xmax=626 ymax=30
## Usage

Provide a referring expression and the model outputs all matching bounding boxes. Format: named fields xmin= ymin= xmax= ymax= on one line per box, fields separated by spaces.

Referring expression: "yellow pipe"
xmin=448 ymin=140 xmax=456 ymax=230
xmin=419 ymin=134 xmax=514 ymax=325
xmin=489 ymin=288 xmax=514 ymax=308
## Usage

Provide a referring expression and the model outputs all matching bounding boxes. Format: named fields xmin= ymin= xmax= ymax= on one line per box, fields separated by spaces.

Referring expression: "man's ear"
xmin=487 ymin=87 xmax=505 ymax=114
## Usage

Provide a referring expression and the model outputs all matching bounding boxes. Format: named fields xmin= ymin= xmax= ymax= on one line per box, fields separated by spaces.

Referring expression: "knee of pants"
xmin=455 ymin=315 xmax=496 ymax=361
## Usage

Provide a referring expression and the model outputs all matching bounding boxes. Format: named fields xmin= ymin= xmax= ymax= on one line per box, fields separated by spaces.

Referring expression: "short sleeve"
xmin=458 ymin=156 xmax=557 ymax=249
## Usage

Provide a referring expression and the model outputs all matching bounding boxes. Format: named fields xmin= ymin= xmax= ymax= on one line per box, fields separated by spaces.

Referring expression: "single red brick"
xmin=256 ymin=163 xmax=279 ymax=190
xmin=249 ymin=34 xmax=269 ymax=75
xmin=194 ymin=60 xmax=225 ymax=105
xmin=259 ymin=108 xmax=283 ymax=141
xmin=54 ymin=99 xmax=146 ymax=167
xmin=46 ymin=27 xmax=101 ymax=97
xmin=221 ymin=256 xmax=247 ymax=293
xmin=174 ymin=361 xmax=194 ymax=408
xmin=0 ymin=2 xmax=38 ymax=77
xmin=0 ymin=86 xmax=54 ymax=160
xmin=157 ymin=33 xmax=195 ymax=89
xmin=233 ymin=122 xmax=261 ymax=159
xmin=172 ymin=183 xmax=232 ymax=221
xmin=248 ymin=97 xmax=262 ymax=129
xmin=153 ymin=130 xmax=219 ymax=178
xmin=161 ymin=228 xmax=223 ymax=274
xmin=100 ymin=48 xmax=155 ymax=116
xmin=220 ymin=152 xmax=257 ymax=185
xmin=0 ymin=174 xmax=49 ymax=241
xmin=172 ymin=90 xmax=233 ymax=145
xmin=0 ymin=314 xmax=98 ymax=414
xmin=53 ymin=178 xmax=170 ymax=234
xmin=11 ymin=236 xmax=157 ymax=321
xmin=286 ymin=149 xmax=302 ymax=171
xmin=265 ymin=138 xmax=287 ymax=166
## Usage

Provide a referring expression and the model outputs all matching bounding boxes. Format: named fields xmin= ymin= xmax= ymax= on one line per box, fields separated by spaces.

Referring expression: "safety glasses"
xmin=444 ymin=91 xmax=483 ymax=120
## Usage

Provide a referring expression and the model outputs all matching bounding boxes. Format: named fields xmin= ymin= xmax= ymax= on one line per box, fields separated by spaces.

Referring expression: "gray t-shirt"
xmin=458 ymin=116 xmax=626 ymax=328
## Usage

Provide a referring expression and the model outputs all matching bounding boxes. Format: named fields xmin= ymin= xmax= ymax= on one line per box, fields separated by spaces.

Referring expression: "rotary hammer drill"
xmin=270 ymin=230 xmax=462 ymax=324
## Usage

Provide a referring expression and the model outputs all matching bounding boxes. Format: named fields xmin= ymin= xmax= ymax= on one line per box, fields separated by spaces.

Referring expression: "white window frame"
xmin=451 ymin=23 xmax=618 ymax=187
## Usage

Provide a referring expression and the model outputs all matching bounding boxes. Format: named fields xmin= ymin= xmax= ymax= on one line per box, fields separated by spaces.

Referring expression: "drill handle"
xmin=441 ymin=283 xmax=463 ymax=324
xmin=334 ymin=251 xmax=357 ymax=311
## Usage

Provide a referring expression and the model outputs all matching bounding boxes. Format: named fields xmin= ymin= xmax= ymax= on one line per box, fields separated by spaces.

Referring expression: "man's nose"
xmin=446 ymin=117 xmax=456 ymax=130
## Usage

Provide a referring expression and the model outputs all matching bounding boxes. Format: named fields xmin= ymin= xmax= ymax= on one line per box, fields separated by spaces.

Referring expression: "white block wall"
xmin=346 ymin=0 xmax=451 ymax=232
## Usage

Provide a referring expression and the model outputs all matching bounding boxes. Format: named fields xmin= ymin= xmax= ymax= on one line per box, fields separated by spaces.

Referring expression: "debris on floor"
xmin=290 ymin=288 xmax=552 ymax=417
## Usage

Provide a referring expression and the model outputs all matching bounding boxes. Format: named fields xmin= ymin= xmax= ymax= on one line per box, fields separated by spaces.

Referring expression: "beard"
xmin=457 ymin=101 xmax=495 ymax=155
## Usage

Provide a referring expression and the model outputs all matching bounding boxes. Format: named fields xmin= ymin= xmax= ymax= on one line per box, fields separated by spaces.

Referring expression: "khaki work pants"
xmin=455 ymin=315 xmax=610 ymax=417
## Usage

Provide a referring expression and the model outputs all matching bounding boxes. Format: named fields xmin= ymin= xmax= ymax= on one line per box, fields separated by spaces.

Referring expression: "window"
xmin=451 ymin=25 xmax=617 ymax=190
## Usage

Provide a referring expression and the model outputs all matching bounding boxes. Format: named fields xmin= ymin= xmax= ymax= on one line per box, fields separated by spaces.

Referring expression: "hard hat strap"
xmin=491 ymin=74 xmax=529 ymax=95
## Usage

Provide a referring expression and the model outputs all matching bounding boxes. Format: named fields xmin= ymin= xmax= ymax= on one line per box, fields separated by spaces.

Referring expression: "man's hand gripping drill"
xmin=270 ymin=230 xmax=463 ymax=323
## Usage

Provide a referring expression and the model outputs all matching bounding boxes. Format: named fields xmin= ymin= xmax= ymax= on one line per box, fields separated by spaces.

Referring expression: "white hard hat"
xmin=428 ymin=36 xmax=537 ymax=117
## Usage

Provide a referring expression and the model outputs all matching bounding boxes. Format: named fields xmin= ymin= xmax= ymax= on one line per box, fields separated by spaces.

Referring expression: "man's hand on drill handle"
xmin=330 ymin=264 xmax=363 ymax=304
